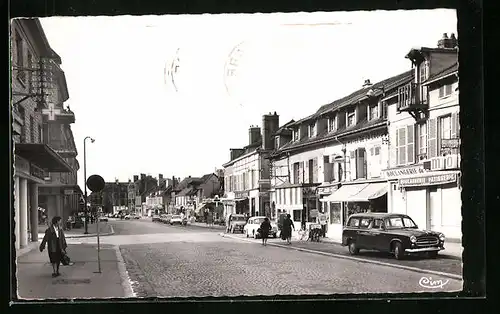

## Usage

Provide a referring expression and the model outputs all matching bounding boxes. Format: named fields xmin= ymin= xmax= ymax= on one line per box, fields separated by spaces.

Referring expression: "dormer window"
xmin=328 ymin=115 xmax=337 ymax=132
xmin=368 ymin=103 xmax=379 ymax=121
xmin=347 ymin=108 xmax=356 ymax=127
xmin=308 ymin=122 xmax=317 ymax=138
xmin=419 ymin=61 xmax=429 ymax=83
xmin=293 ymin=129 xmax=299 ymax=141
xmin=275 ymin=136 xmax=280 ymax=149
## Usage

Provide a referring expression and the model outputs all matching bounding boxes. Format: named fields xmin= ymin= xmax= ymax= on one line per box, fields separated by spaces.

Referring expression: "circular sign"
xmin=87 ymin=175 xmax=105 ymax=192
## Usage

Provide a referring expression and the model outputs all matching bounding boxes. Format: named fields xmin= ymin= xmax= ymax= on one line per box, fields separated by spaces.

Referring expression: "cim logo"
xmin=418 ymin=276 xmax=449 ymax=289
xmin=428 ymin=154 xmax=459 ymax=171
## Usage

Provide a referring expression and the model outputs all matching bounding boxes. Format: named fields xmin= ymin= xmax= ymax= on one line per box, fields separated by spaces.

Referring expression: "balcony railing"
xmin=397 ymin=82 xmax=428 ymax=112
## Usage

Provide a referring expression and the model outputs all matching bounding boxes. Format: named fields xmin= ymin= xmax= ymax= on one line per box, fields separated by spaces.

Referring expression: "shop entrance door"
xmin=428 ymin=187 xmax=441 ymax=231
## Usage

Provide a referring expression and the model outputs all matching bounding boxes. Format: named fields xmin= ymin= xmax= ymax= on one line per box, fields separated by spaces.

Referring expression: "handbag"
xmin=61 ymin=252 xmax=71 ymax=266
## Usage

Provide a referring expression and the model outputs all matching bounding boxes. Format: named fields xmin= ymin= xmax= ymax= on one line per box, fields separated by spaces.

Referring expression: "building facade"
xmin=269 ymin=72 xmax=414 ymax=240
xmin=11 ymin=18 xmax=74 ymax=251
xmin=222 ymin=113 xmax=279 ymax=220
xmin=383 ymin=33 xmax=460 ymax=240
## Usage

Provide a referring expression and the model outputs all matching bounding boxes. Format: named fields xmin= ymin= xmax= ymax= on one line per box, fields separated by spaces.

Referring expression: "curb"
xmin=114 ymin=245 xmax=136 ymax=298
xmin=38 ymin=224 xmax=116 ymax=240
xmin=220 ymin=233 xmax=462 ymax=281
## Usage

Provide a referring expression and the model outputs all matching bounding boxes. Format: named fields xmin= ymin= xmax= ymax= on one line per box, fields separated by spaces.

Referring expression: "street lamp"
xmin=83 ymin=136 xmax=95 ymax=234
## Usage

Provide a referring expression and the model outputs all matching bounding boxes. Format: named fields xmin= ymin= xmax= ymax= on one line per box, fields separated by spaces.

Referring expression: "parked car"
xmin=227 ymin=214 xmax=247 ymax=233
xmin=152 ymin=214 xmax=161 ymax=222
xmin=244 ymin=216 xmax=278 ymax=238
xmin=161 ymin=214 xmax=172 ymax=224
xmin=170 ymin=215 xmax=183 ymax=225
xmin=341 ymin=213 xmax=446 ymax=260
xmin=124 ymin=214 xmax=131 ymax=220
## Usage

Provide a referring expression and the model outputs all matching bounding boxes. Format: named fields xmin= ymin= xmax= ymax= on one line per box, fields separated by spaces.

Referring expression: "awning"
xmin=15 ymin=143 xmax=72 ymax=172
xmin=346 ymin=182 xmax=388 ymax=202
xmin=322 ymin=183 xmax=369 ymax=202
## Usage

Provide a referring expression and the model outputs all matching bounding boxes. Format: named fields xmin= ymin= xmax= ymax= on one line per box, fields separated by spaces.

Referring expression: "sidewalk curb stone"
xmin=220 ymin=233 xmax=462 ymax=281
xmin=114 ymin=245 xmax=136 ymax=298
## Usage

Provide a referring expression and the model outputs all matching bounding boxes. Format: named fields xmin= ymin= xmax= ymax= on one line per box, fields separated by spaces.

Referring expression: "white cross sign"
xmin=41 ymin=103 xmax=61 ymax=121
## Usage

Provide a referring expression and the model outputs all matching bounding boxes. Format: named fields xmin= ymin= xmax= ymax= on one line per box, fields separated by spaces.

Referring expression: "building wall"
xmin=224 ymin=151 xmax=260 ymax=193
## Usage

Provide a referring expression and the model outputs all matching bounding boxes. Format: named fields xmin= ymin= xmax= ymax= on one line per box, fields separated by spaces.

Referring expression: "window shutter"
xmin=313 ymin=158 xmax=318 ymax=183
xmin=304 ymin=161 xmax=310 ymax=184
xmin=428 ymin=118 xmax=438 ymax=158
xmin=439 ymin=86 xmax=444 ymax=98
xmin=451 ymin=111 xmax=459 ymax=139
xmin=298 ymin=162 xmax=304 ymax=184
xmin=390 ymin=128 xmax=398 ymax=168
xmin=350 ymin=150 xmax=357 ymax=180
xmin=398 ymin=127 xmax=407 ymax=165
xmin=407 ymin=124 xmax=415 ymax=164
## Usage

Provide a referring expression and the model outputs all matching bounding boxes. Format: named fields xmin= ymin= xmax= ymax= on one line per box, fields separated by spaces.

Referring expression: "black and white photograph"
xmin=11 ymin=8 xmax=468 ymax=300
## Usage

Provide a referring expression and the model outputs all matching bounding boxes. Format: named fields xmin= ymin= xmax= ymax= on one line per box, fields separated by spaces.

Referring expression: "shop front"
xmin=234 ymin=191 xmax=250 ymax=216
xmin=14 ymin=143 xmax=72 ymax=251
xmin=321 ymin=180 xmax=388 ymax=241
xmin=316 ymin=183 xmax=339 ymax=236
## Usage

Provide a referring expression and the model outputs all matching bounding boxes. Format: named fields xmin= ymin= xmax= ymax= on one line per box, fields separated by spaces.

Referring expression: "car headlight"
xmin=439 ymin=233 xmax=445 ymax=241
xmin=410 ymin=235 xmax=417 ymax=243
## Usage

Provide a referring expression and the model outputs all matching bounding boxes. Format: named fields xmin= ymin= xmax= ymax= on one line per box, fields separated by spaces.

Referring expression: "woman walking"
xmin=259 ymin=217 xmax=272 ymax=246
xmin=39 ymin=216 xmax=68 ymax=277
xmin=282 ymin=214 xmax=295 ymax=245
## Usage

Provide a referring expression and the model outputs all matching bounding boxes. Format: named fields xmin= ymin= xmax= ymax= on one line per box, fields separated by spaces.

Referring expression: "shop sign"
xmin=317 ymin=185 xmax=337 ymax=195
xmin=235 ymin=191 xmax=249 ymax=199
xmin=382 ymin=165 xmax=428 ymax=179
xmin=423 ymin=154 xmax=460 ymax=171
xmin=64 ymin=189 xmax=74 ymax=195
xmin=30 ymin=164 xmax=46 ymax=180
xmin=15 ymin=156 xmax=30 ymax=175
xmin=398 ymin=172 xmax=458 ymax=188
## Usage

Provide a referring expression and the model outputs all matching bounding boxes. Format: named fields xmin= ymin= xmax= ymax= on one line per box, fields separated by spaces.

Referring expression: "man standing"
xmin=226 ymin=214 xmax=232 ymax=233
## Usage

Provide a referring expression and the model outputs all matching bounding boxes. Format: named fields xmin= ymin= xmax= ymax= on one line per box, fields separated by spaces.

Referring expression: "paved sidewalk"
xmin=38 ymin=222 xmax=114 ymax=240
xmin=189 ymin=222 xmax=226 ymax=230
xmin=16 ymin=243 xmax=132 ymax=299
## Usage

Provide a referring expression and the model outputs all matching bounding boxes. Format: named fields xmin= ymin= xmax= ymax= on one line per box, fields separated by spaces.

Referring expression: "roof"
xmin=348 ymin=212 xmax=410 ymax=218
xmin=274 ymin=120 xmax=295 ymax=136
xmin=423 ymin=62 xmax=458 ymax=85
xmin=177 ymin=187 xmax=195 ymax=196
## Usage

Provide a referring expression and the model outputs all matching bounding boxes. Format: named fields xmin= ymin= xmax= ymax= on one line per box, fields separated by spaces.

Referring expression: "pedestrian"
xmin=226 ymin=214 xmax=232 ymax=233
xmin=282 ymin=214 xmax=295 ymax=245
xmin=39 ymin=216 xmax=68 ymax=278
xmin=259 ymin=217 xmax=272 ymax=246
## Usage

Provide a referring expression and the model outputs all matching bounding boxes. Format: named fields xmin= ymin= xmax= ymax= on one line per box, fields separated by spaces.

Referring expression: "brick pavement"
xmin=16 ymin=243 xmax=130 ymax=299
xmin=222 ymin=233 xmax=462 ymax=277
xmin=119 ymin=239 xmax=462 ymax=297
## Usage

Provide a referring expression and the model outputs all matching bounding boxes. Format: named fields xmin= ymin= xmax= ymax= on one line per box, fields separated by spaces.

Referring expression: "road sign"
xmin=87 ymin=175 xmax=105 ymax=192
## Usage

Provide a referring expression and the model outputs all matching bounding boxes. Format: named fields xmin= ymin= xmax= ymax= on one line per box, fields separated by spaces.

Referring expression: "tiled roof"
xmin=425 ymin=62 xmax=458 ymax=83
xmin=313 ymin=69 xmax=414 ymax=118
xmin=274 ymin=120 xmax=295 ymax=136
xmin=178 ymin=187 xmax=195 ymax=196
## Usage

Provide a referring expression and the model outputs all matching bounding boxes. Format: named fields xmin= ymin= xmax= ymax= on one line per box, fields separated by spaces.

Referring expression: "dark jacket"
xmin=260 ymin=220 xmax=272 ymax=233
xmin=40 ymin=226 xmax=67 ymax=253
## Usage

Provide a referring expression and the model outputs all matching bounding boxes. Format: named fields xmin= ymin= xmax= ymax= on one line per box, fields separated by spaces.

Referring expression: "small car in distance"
xmin=170 ymin=215 xmax=183 ymax=225
xmin=227 ymin=214 xmax=247 ymax=233
xmin=244 ymin=216 xmax=278 ymax=239
xmin=342 ymin=213 xmax=445 ymax=260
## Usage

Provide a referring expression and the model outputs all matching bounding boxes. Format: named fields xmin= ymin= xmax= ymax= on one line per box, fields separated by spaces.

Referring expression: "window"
xmin=328 ymin=115 xmax=336 ymax=132
xmin=360 ymin=218 xmax=371 ymax=228
xmin=293 ymin=210 xmax=301 ymax=222
xmin=418 ymin=123 xmax=428 ymax=160
xmin=369 ymin=103 xmax=379 ymax=120
xmin=329 ymin=202 xmax=341 ymax=224
xmin=15 ymin=32 xmax=25 ymax=83
xmin=293 ymin=129 xmax=299 ymax=141
xmin=348 ymin=217 xmax=360 ymax=227
xmin=439 ymin=115 xmax=452 ymax=155
xmin=371 ymin=219 xmax=384 ymax=229
xmin=396 ymin=125 xmax=415 ymax=165
xmin=439 ymin=84 xmax=453 ymax=98
xmin=308 ymin=122 xmax=316 ymax=137
xmin=293 ymin=162 xmax=300 ymax=184
xmin=308 ymin=158 xmax=318 ymax=183
xmin=419 ymin=62 xmax=428 ymax=82
xmin=374 ymin=146 xmax=381 ymax=155
xmin=347 ymin=109 xmax=356 ymax=127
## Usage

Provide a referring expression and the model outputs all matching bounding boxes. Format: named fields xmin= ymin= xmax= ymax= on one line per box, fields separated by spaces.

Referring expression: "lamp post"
xmin=83 ymin=136 xmax=95 ymax=234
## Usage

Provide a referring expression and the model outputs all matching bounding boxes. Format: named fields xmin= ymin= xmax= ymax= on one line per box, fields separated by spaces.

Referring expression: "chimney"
xmin=262 ymin=112 xmax=280 ymax=150
xmin=159 ymin=174 xmax=163 ymax=182
xmin=140 ymin=173 xmax=146 ymax=180
xmin=437 ymin=32 xmax=455 ymax=49
xmin=249 ymin=125 xmax=262 ymax=146
xmin=362 ymin=79 xmax=372 ymax=89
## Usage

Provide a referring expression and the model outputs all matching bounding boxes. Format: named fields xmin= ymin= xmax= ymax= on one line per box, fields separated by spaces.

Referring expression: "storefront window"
xmin=343 ymin=202 xmax=369 ymax=225
xmin=329 ymin=202 xmax=341 ymax=223
xmin=293 ymin=209 xmax=301 ymax=222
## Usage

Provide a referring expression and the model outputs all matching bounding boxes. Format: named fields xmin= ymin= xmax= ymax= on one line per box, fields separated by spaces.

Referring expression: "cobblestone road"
xmin=119 ymin=236 xmax=462 ymax=297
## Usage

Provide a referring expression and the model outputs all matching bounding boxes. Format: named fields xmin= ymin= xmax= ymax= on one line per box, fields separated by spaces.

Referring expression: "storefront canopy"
xmin=15 ymin=143 xmax=72 ymax=172
xmin=322 ymin=183 xmax=368 ymax=202
xmin=346 ymin=182 xmax=388 ymax=202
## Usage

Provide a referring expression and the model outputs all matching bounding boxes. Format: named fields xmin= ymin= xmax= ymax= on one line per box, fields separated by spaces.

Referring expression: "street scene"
xmin=11 ymin=9 xmax=462 ymax=299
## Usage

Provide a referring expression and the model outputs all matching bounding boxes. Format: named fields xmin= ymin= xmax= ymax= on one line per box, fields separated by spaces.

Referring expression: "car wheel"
xmin=393 ymin=242 xmax=404 ymax=260
xmin=348 ymin=241 xmax=359 ymax=255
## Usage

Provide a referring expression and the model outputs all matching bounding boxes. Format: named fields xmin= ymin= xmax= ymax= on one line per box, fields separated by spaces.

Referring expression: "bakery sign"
xmin=398 ymin=172 xmax=458 ymax=188
xmin=382 ymin=164 xmax=428 ymax=179
xmin=423 ymin=154 xmax=460 ymax=171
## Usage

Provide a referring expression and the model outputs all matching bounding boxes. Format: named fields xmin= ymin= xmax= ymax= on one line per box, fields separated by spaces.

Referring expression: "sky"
xmin=38 ymin=9 xmax=457 ymax=189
